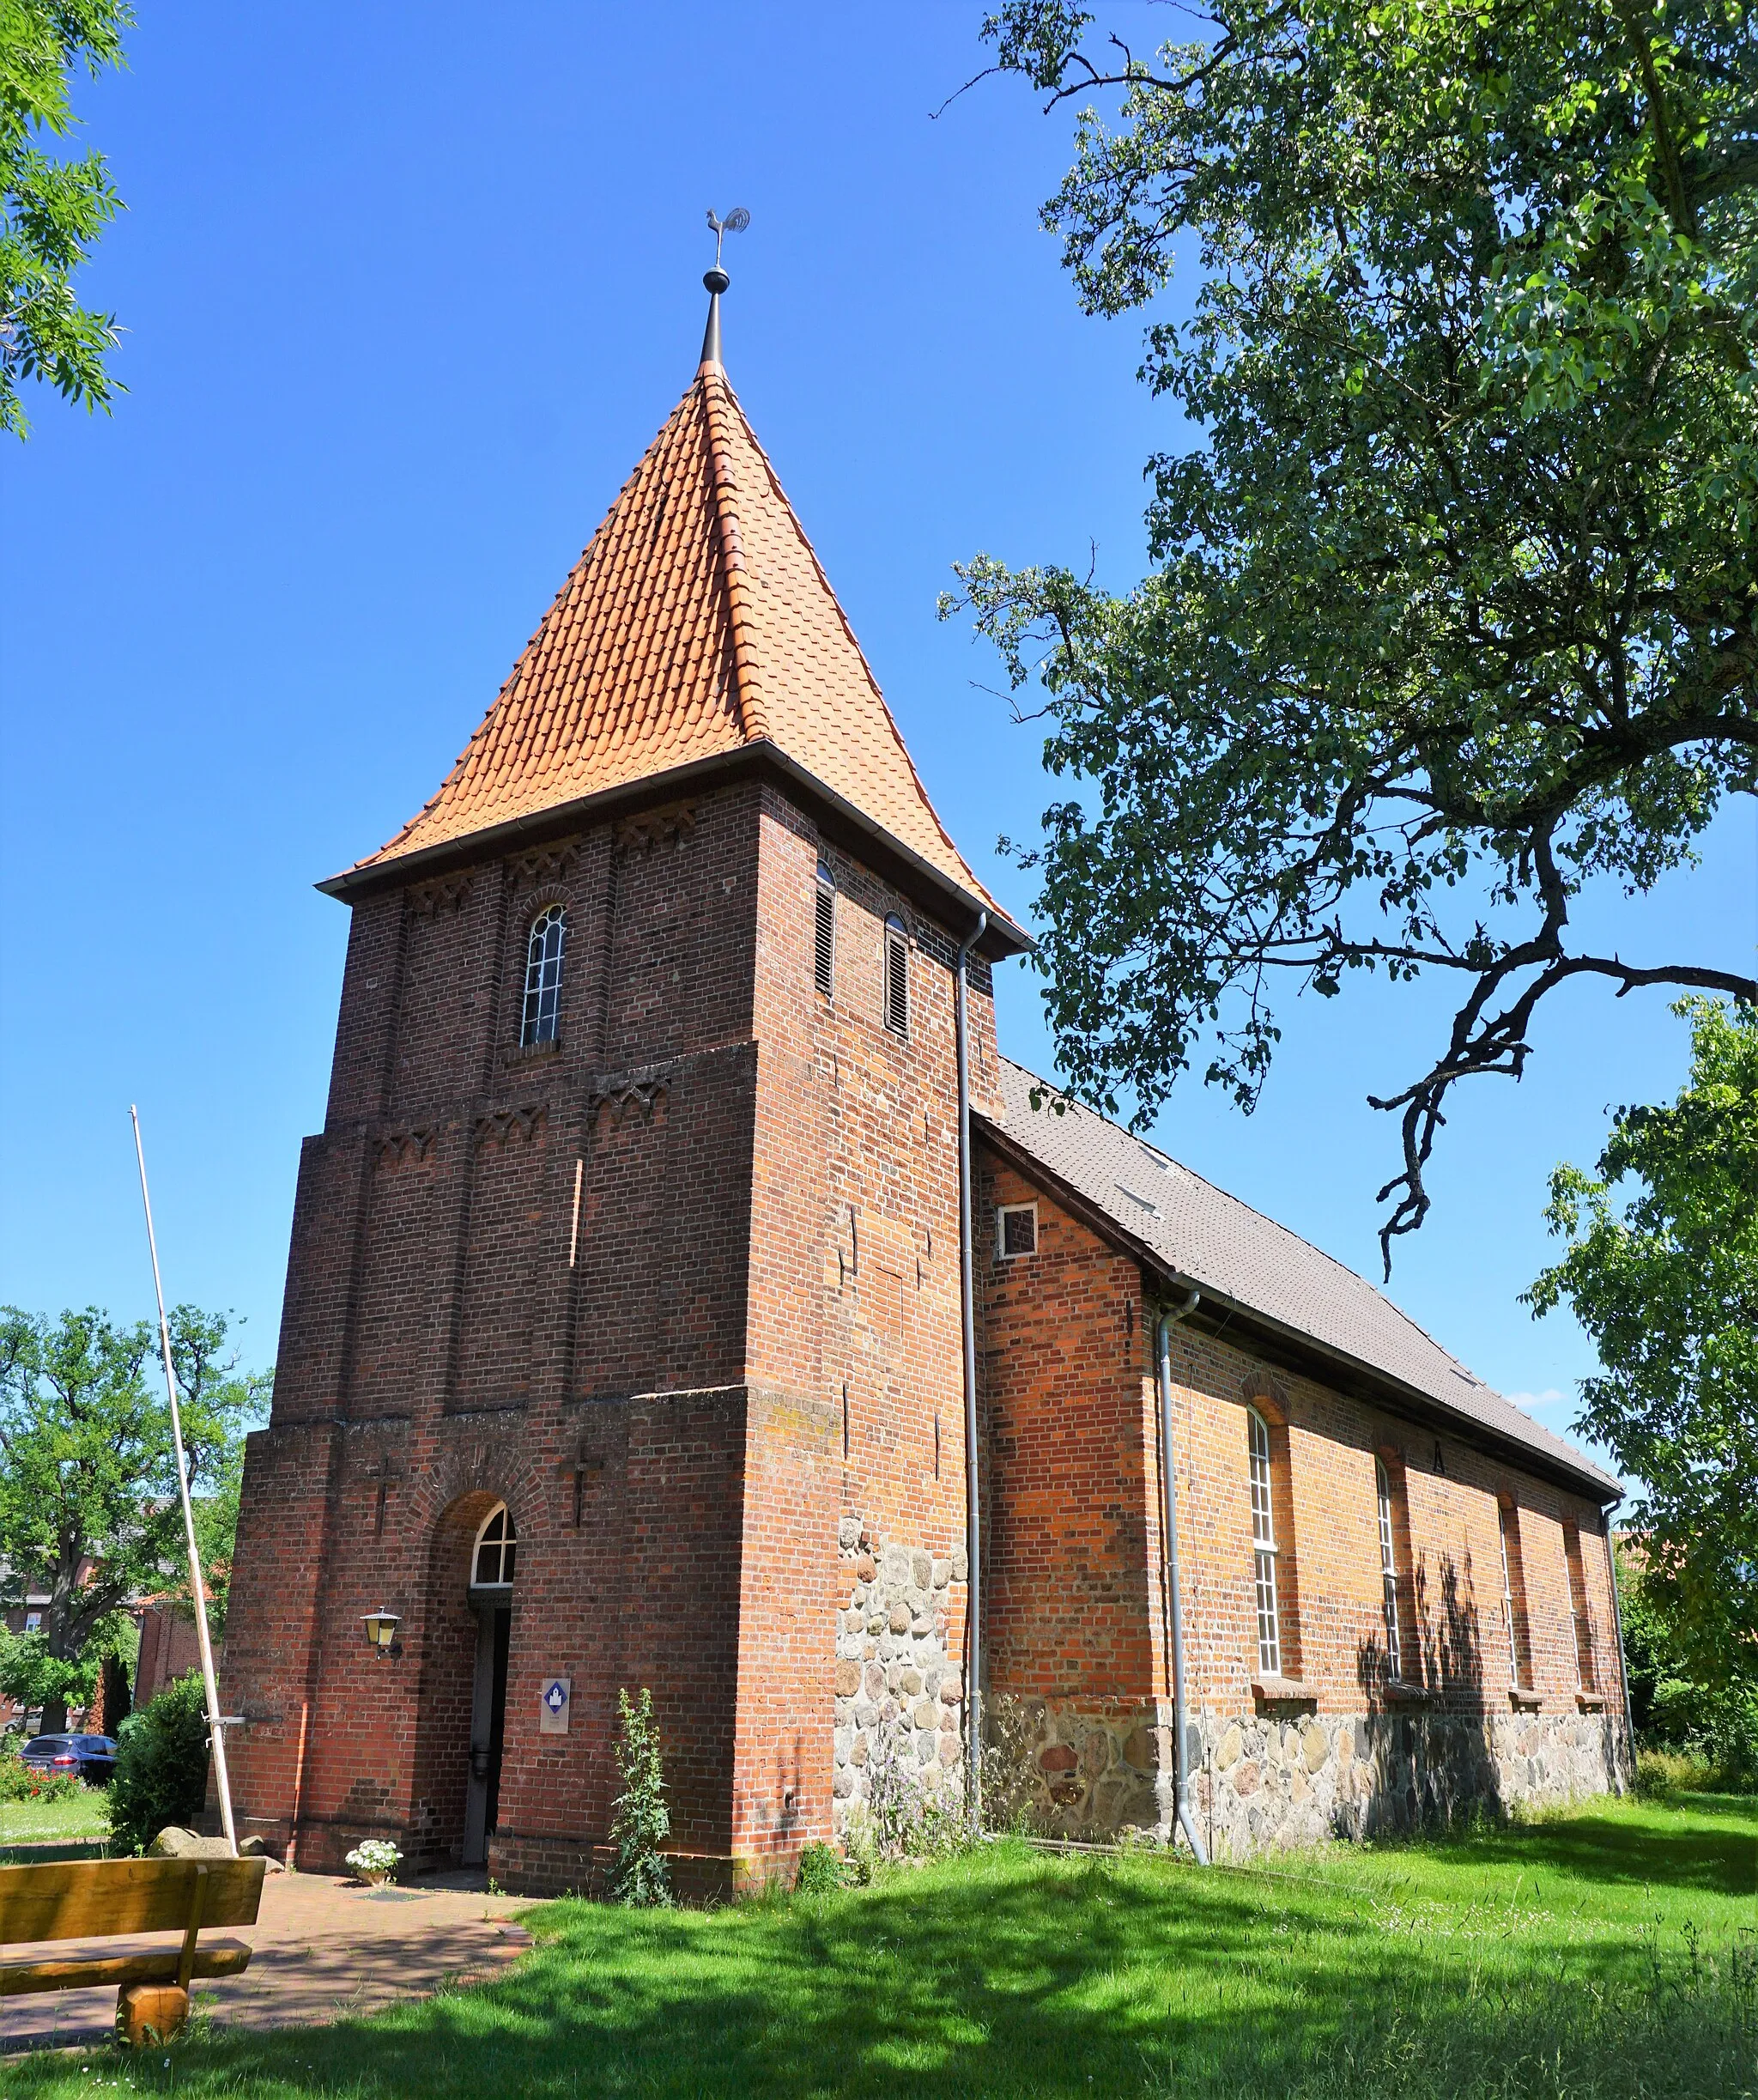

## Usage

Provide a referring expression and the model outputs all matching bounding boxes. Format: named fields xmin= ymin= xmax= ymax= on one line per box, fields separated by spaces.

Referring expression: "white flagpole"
xmin=130 ymin=1106 xmax=238 ymax=1855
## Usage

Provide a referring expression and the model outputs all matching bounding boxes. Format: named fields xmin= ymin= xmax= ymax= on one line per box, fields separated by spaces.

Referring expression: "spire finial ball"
xmin=704 ymin=265 xmax=730 ymax=295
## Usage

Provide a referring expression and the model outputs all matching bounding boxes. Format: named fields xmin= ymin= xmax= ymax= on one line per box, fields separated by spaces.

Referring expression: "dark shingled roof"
xmin=984 ymin=1057 xmax=1621 ymax=1501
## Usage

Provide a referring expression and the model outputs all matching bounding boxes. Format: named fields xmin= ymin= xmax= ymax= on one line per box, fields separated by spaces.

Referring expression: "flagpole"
xmin=130 ymin=1106 xmax=238 ymax=1855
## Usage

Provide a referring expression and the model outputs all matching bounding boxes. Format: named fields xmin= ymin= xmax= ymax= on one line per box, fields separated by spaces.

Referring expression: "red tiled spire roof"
xmin=350 ymin=330 xmax=1000 ymax=916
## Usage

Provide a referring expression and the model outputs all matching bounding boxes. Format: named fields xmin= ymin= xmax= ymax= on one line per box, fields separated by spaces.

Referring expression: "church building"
xmin=219 ymin=270 xmax=1630 ymax=1891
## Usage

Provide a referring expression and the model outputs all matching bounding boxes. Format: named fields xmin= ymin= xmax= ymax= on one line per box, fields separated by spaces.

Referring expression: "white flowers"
xmin=344 ymin=1838 xmax=403 ymax=1881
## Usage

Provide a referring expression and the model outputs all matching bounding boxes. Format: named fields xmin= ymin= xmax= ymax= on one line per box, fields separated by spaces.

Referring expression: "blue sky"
xmin=3 ymin=3 xmax=1750 ymax=1485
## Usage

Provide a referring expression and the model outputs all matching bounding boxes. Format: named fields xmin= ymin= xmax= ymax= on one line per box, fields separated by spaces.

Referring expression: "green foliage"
xmin=791 ymin=1840 xmax=851 ymax=1895
xmin=1615 ymin=1538 xmax=1758 ymax=1787
xmin=104 ymin=1670 xmax=209 ymax=1855
xmin=4 ymin=1796 xmax=1755 ymax=2097
xmin=954 ymin=2 xmax=1757 ymax=1263
xmin=0 ymin=0 xmax=132 ymax=435
xmin=0 ymin=1305 xmax=266 ymax=1731
xmin=0 ymin=1751 xmax=80 ymax=1803
xmin=1530 ymin=1001 xmax=1758 ymax=1690
xmin=609 ymin=1686 xmax=672 ymax=1907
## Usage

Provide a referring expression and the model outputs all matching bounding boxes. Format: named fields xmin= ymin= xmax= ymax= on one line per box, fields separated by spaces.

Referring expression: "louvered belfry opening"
xmin=814 ymin=859 xmax=836 ymax=997
xmin=883 ymin=914 xmax=908 ymax=1038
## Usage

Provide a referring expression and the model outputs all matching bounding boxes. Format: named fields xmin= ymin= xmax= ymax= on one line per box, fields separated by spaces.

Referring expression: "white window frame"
xmin=1563 ymin=1522 xmax=1597 ymax=1692
xmin=520 ymin=904 xmax=568 ymax=1047
xmin=1247 ymin=1406 xmax=1282 ymax=1678
xmin=471 ymin=1502 xmax=518 ymax=1589
xmin=1375 ymin=1457 xmax=1403 ymax=1681
xmin=995 ymin=1202 xmax=1038 ymax=1259
xmin=1498 ymin=1502 xmax=1524 ymax=1687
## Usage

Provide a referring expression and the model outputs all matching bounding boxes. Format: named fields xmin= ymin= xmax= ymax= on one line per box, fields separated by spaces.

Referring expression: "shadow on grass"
xmin=6 ymin=1820 xmax=1755 ymax=2098
xmin=1405 ymin=1795 xmax=1758 ymax=1899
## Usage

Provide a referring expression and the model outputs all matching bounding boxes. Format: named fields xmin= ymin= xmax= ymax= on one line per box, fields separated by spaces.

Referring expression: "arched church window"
xmin=1246 ymin=1406 xmax=1282 ymax=1677
xmin=520 ymin=905 xmax=567 ymax=1047
xmin=472 ymin=1503 xmax=517 ymax=1587
xmin=814 ymin=859 xmax=836 ymax=998
xmin=1375 ymin=1457 xmax=1403 ymax=1681
xmin=883 ymin=914 xmax=909 ymax=1039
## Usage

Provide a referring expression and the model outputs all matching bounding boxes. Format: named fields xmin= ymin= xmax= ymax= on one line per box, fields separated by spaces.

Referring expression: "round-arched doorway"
xmin=463 ymin=1502 xmax=516 ymax=1866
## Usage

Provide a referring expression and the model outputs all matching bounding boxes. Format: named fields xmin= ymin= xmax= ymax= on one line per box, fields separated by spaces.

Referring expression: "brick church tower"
xmin=219 ymin=268 xmax=1030 ymax=1894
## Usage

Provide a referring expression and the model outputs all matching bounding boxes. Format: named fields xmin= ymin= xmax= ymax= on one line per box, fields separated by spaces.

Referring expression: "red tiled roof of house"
xmin=350 ymin=344 xmax=999 ymax=915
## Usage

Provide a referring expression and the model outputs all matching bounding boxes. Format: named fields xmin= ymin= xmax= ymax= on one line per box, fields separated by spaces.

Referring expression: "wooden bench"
xmin=0 ymin=1855 xmax=266 ymax=2045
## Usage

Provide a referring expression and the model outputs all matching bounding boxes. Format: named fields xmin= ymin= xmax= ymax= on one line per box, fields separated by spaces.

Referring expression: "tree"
xmin=1528 ymin=998 xmax=1758 ymax=1693
xmin=0 ymin=1305 xmax=265 ymax=1733
xmin=949 ymin=2 xmax=1758 ymax=1266
xmin=1 ymin=0 xmax=131 ymax=437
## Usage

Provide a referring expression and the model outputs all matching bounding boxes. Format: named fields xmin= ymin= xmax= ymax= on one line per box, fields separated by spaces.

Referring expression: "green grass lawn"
xmin=9 ymin=1793 xmax=1756 ymax=2097
xmin=0 ymin=1784 xmax=109 ymax=1848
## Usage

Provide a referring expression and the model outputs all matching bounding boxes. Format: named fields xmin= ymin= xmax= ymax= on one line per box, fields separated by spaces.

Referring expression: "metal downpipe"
xmin=1156 ymin=1298 xmax=1209 ymax=1866
xmin=955 ymin=910 xmax=987 ymax=1829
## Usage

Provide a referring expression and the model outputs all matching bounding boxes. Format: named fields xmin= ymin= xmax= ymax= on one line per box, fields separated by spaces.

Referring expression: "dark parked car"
xmin=19 ymin=1733 xmax=116 ymax=1783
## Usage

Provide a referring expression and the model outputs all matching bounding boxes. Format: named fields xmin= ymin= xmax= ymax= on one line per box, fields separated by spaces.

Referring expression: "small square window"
xmin=996 ymin=1204 xmax=1038 ymax=1259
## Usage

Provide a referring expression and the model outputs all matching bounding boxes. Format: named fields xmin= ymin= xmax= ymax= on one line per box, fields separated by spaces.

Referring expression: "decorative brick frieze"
xmin=407 ymin=874 xmax=473 ymax=918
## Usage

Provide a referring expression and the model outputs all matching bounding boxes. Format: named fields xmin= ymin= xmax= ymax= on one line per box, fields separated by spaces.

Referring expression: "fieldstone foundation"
xmin=990 ymin=1697 xmax=1628 ymax=1856
xmin=833 ymin=1516 xmax=966 ymax=1835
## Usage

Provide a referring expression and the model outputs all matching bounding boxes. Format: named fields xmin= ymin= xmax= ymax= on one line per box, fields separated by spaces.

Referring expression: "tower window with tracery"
xmin=520 ymin=905 xmax=568 ymax=1047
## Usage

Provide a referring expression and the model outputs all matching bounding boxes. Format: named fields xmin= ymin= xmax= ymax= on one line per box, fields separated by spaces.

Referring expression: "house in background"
xmin=215 ymin=270 xmax=1629 ymax=1890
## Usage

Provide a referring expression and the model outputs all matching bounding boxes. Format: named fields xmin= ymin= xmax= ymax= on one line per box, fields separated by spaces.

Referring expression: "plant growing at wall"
xmin=1530 ymin=998 xmax=1758 ymax=1696
xmin=0 ymin=1305 xmax=266 ymax=1733
xmin=105 ymin=1671 xmax=209 ymax=1855
xmin=950 ymin=1 xmax=1758 ymax=1268
xmin=609 ymin=1687 xmax=672 ymax=1907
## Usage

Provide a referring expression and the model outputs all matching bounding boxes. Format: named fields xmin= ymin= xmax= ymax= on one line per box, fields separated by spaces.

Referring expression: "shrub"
xmin=864 ymin=1715 xmax=974 ymax=1861
xmin=793 ymin=1840 xmax=849 ymax=1895
xmin=609 ymin=1686 xmax=671 ymax=1907
xmin=105 ymin=1672 xmax=209 ymax=1855
xmin=979 ymin=1692 xmax=1043 ymax=1835
xmin=0 ymin=1754 xmax=81 ymax=1805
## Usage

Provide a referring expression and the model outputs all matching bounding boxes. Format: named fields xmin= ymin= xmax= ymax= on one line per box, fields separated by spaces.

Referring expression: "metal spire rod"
xmin=130 ymin=1105 xmax=238 ymax=1855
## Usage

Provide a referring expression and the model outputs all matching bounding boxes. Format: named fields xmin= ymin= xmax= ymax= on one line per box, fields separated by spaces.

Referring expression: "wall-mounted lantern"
xmin=361 ymin=1609 xmax=401 ymax=1656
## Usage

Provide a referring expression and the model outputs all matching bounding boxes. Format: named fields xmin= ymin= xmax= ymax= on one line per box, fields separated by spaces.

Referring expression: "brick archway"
xmin=405 ymin=1490 xmax=512 ymax=1868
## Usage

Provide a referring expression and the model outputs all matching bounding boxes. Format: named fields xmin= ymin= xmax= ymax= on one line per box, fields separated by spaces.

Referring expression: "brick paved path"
xmin=1 ymin=1868 xmax=537 ymax=2054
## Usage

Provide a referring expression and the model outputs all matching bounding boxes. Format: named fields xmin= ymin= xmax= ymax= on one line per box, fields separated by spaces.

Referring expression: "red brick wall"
xmin=221 ymin=773 xmax=992 ymax=1889
xmin=973 ymin=1143 xmax=1629 ymax=1843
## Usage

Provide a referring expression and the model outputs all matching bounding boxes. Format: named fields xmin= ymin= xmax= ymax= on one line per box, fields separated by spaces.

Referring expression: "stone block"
xmin=1234 ymin=1760 xmax=1261 ymax=1797
xmin=1302 ymin=1722 xmax=1329 ymax=1772
xmin=855 ymin=1554 xmax=876 ymax=1582
xmin=888 ymin=1604 xmax=912 ymax=1634
xmin=835 ymin=1659 xmax=861 ymax=1696
xmin=912 ymin=1549 xmax=933 ymax=1589
xmin=1216 ymin=1723 xmax=1244 ymax=1771
xmin=1040 ymin=1744 xmax=1077 ymax=1774
xmin=912 ymin=1699 xmax=937 ymax=1731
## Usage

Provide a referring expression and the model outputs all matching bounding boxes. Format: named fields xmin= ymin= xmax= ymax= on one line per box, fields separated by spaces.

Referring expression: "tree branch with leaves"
xmin=949 ymin=0 xmax=1758 ymax=1267
xmin=0 ymin=1305 xmax=267 ymax=1733
xmin=0 ymin=0 xmax=132 ymax=437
